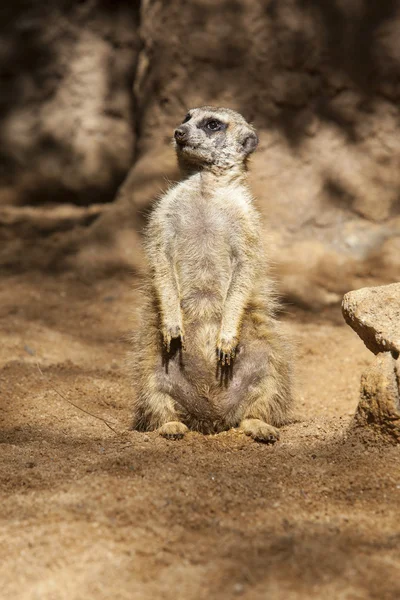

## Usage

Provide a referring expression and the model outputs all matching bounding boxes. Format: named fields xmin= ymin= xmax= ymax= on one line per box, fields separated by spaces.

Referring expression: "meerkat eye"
xmin=182 ymin=113 xmax=191 ymax=124
xmin=207 ymin=119 xmax=223 ymax=131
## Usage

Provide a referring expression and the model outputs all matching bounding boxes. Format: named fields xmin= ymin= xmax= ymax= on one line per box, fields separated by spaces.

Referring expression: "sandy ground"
xmin=1 ymin=272 xmax=399 ymax=600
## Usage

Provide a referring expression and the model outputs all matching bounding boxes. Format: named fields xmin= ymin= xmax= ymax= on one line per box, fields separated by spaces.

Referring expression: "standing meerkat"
xmin=130 ymin=106 xmax=292 ymax=442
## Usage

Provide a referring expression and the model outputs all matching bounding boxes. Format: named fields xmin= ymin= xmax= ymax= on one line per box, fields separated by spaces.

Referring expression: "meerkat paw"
xmin=216 ymin=332 xmax=238 ymax=365
xmin=240 ymin=418 xmax=280 ymax=444
xmin=158 ymin=421 xmax=189 ymax=440
xmin=163 ymin=324 xmax=185 ymax=352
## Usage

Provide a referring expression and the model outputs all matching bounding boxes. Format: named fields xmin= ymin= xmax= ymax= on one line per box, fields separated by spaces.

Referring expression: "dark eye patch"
xmin=198 ymin=118 xmax=228 ymax=134
xmin=207 ymin=119 xmax=223 ymax=131
xmin=182 ymin=113 xmax=191 ymax=124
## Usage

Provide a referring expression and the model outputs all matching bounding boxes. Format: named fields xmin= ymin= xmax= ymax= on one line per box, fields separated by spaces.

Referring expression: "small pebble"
xmin=233 ymin=583 xmax=244 ymax=595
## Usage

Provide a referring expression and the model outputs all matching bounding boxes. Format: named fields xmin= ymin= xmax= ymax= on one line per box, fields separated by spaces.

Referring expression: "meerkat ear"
xmin=242 ymin=131 xmax=258 ymax=155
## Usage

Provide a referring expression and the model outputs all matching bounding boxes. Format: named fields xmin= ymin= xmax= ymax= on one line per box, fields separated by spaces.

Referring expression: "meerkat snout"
xmin=174 ymin=127 xmax=188 ymax=144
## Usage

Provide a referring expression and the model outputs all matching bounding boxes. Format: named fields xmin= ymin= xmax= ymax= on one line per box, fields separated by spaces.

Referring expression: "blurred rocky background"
xmin=1 ymin=0 xmax=399 ymax=307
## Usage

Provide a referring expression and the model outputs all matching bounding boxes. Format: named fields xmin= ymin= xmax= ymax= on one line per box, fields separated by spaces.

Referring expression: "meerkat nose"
xmin=174 ymin=128 xmax=188 ymax=143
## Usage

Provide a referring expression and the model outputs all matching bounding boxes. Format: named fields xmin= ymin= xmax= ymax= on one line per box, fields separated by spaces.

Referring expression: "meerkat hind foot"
xmin=240 ymin=418 xmax=280 ymax=444
xmin=158 ymin=421 xmax=189 ymax=440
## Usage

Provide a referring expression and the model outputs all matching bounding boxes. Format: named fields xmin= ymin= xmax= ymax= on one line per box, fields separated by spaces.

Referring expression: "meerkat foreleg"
xmin=151 ymin=245 xmax=185 ymax=351
xmin=217 ymin=260 xmax=254 ymax=365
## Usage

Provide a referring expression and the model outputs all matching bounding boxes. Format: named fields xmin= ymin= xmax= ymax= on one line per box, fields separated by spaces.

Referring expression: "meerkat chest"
xmin=173 ymin=192 xmax=245 ymax=250
xmin=185 ymin=203 xmax=225 ymax=242
xmin=173 ymin=194 xmax=244 ymax=296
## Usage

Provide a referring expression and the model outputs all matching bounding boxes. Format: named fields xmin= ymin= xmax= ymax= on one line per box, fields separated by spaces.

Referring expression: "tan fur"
xmin=130 ymin=106 xmax=293 ymax=443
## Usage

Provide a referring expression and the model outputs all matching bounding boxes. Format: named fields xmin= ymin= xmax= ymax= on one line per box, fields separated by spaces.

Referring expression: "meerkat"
xmin=130 ymin=106 xmax=292 ymax=443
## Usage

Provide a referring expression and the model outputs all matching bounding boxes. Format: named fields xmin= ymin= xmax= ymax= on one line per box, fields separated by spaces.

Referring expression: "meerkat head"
xmin=173 ymin=106 xmax=258 ymax=173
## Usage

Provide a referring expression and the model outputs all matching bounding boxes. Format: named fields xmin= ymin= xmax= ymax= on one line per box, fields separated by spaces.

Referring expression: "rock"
xmin=342 ymin=283 xmax=400 ymax=356
xmin=2 ymin=0 xmax=400 ymax=296
xmin=0 ymin=2 xmax=140 ymax=206
xmin=353 ymin=353 xmax=400 ymax=443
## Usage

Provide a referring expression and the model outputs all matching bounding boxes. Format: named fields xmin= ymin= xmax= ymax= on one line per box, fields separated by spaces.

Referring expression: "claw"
xmin=216 ymin=347 xmax=236 ymax=366
xmin=216 ymin=332 xmax=238 ymax=366
xmin=163 ymin=325 xmax=185 ymax=353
